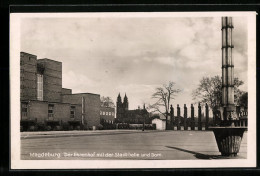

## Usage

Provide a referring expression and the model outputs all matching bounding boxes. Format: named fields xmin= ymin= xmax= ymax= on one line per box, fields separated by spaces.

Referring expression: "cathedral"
xmin=116 ymin=93 xmax=150 ymax=124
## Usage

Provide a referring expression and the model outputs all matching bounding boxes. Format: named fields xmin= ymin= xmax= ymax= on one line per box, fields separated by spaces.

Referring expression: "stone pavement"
xmin=20 ymin=130 xmax=247 ymax=160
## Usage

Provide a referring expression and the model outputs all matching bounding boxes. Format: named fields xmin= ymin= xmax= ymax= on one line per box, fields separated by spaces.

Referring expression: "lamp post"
xmin=142 ymin=106 xmax=145 ymax=131
xmin=142 ymin=116 xmax=145 ymax=131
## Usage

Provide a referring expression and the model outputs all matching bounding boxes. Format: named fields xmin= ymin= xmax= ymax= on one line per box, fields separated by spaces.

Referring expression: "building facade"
xmin=62 ymin=93 xmax=100 ymax=128
xmin=100 ymin=106 xmax=115 ymax=124
xmin=20 ymin=52 xmax=100 ymax=131
xmin=116 ymin=93 xmax=150 ymax=124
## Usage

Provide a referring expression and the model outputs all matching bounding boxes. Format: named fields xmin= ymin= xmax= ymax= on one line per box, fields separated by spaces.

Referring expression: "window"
xmin=70 ymin=106 xmax=75 ymax=118
xmin=21 ymin=102 xmax=28 ymax=118
xmin=48 ymin=104 xmax=54 ymax=118
xmin=112 ymin=112 xmax=114 ymax=116
xmin=100 ymin=111 xmax=102 ymax=115
xmin=106 ymin=112 xmax=108 ymax=115
xmin=109 ymin=112 xmax=111 ymax=116
xmin=37 ymin=74 xmax=43 ymax=101
xmin=103 ymin=112 xmax=105 ymax=115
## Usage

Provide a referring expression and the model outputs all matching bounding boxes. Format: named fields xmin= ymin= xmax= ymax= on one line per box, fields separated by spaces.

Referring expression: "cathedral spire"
xmin=124 ymin=93 xmax=128 ymax=102
xmin=117 ymin=93 xmax=122 ymax=103
xmin=123 ymin=93 xmax=129 ymax=110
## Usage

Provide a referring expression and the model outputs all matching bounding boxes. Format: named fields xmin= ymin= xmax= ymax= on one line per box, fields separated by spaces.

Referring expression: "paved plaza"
xmin=21 ymin=130 xmax=247 ymax=160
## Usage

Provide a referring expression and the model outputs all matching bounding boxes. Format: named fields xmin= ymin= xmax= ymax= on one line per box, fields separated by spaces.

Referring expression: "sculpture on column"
xmin=219 ymin=16 xmax=238 ymax=125
xmin=211 ymin=17 xmax=247 ymax=157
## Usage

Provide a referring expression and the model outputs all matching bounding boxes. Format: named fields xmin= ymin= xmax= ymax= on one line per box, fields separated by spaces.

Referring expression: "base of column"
xmin=210 ymin=127 xmax=247 ymax=157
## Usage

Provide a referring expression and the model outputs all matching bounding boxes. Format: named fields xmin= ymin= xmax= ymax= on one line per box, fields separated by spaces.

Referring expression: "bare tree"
xmin=192 ymin=75 xmax=245 ymax=111
xmin=100 ymin=96 xmax=115 ymax=108
xmin=149 ymin=81 xmax=181 ymax=118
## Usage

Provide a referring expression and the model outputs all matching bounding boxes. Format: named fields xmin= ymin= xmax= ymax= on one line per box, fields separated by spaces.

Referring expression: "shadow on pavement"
xmin=165 ymin=146 xmax=230 ymax=160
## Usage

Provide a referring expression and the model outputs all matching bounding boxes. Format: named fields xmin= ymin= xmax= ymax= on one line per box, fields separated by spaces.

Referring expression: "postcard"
xmin=10 ymin=12 xmax=256 ymax=169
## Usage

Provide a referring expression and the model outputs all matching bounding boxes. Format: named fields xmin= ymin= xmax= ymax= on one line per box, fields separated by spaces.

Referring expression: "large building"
xmin=20 ymin=52 xmax=100 ymax=131
xmin=116 ymin=93 xmax=150 ymax=124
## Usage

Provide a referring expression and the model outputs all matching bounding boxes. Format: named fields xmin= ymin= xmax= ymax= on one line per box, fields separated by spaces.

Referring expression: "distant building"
xmin=116 ymin=93 xmax=150 ymax=124
xmin=20 ymin=52 xmax=100 ymax=130
xmin=100 ymin=106 xmax=115 ymax=124
xmin=152 ymin=118 xmax=166 ymax=130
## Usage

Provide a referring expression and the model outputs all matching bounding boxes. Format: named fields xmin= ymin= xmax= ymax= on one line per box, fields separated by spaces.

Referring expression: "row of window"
xmin=48 ymin=104 xmax=76 ymax=118
xmin=100 ymin=111 xmax=115 ymax=116
xmin=21 ymin=103 xmax=76 ymax=119
xmin=102 ymin=120 xmax=114 ymax=124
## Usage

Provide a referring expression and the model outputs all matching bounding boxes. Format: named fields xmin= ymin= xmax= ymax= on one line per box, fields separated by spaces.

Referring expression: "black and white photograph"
xmin=10 ymin=12 xmax=256 ymax=169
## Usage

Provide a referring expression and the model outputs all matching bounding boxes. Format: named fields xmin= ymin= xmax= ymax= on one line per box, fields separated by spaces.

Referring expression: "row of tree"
xmin=149 ymin=75 xmax=248 ymax=118
xmin=192 ymin=75 xmax=247 ymax=111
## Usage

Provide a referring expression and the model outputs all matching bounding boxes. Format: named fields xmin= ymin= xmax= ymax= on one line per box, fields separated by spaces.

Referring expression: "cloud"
xmin=21 ymin=16 xmax=248 ymax=109
xmin=63 ymin=71 xmax=98 ymax=94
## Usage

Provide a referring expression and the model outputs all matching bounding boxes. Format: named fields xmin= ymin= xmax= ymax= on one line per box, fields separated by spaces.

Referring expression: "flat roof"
xmin=38 ymin=58 xmax=62 ymax=63
xmin=62 ymin=92 xmax=100 ymax=96
xmin=20 ymin=52 xmax=37 ymax=57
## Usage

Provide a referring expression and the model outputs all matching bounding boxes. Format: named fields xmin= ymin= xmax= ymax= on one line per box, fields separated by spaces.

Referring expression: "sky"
xmin=21 ymin=15 xmax=248 ymax=111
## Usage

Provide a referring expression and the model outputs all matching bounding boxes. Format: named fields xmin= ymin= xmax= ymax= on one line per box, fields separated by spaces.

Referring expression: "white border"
xmin=10 ymin=12 xmax=257 ymax=169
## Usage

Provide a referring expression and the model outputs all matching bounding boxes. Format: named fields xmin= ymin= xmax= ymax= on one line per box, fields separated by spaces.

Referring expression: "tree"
xmin=192 ymin=75 xmax=245 ymax=111
xmin=100 ymin=96 xmax=115 ymax=108
xmin=237 ymin=92 xmax=248 ymax=109
xmin=149 ymin=81 xmax=181 ymax=118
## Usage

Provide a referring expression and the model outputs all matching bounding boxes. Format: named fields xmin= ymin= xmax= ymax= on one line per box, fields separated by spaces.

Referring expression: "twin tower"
xmin=116 ymin=93 xmax=129 ymax=120
xmin=117 ymin=93 xmax=128 ymax=109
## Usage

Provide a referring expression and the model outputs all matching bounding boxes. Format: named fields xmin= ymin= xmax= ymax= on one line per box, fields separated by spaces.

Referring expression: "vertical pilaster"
xmin=205 ymin=103 xmax=209 ymax=130
xmin=177 ymin=104 xmax=181 ymax=130
xmin=191 ymin=104 xmax=195 ymax=130
xmin=184 ymin=104 xmax=187 ymax=130
xmin=170 ymin=104 xmax=174 ymax=130
xmin=198 ymin=103 xmax=202 ymax=130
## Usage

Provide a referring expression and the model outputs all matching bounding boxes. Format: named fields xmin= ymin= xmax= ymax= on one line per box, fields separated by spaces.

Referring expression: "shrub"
xmin=68 ymin=125 xmax=74 ymax=131
xmin=45 ymin=125 xmax=52 ymax=131
xmin=54 ymin=125 xmax=62 ymax=131
xmin=75 ymin=125 xmax=81 ymax=130
xmin=97 ymin=124 xmax=103 ymax=130
xmin=37 ymin=122 xmax=46 ymax=131
xmin=28 ymin=125 xmax=35 ymax=131
xmin=34 ymin=125 xmax=39 ymax=131
xmin=62 ymin=122 xmax=70 ymax=131
xmin=83 ymin=125 xmax=88 ymax=130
